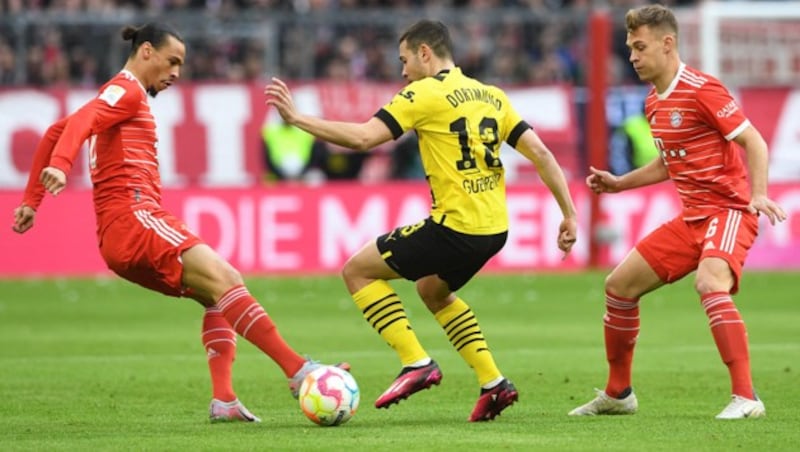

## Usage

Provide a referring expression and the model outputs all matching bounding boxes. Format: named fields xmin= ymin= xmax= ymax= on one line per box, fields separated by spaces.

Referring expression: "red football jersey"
xmin=25 ymin=70 xmax=161 ymax=227
xmin=645 ymin=63 xmax=751 ymax=220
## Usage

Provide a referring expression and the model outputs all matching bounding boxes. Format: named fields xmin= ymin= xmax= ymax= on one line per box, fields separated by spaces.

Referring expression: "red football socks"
xmin=217 ymin=285 xmax=305 ymax=377
xmin=701 ymin=291 xmax=754 ymax=399
xmin=202 ymin=307 xmax=237 ymax=402
xmin=603 ymin=291 xmax=640 ymax=398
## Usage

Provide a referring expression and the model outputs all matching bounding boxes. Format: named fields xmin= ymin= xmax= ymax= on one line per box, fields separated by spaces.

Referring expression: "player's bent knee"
xmin=694 ymin=260 xmax=735 ymax=295
xmin=221 ymin=263 xmax=244 ymax=287
xmin=204 ymin=265 xmax=245 ymax=302
xmin=693 ymin=276 xmax=730 ymax=296
xmin=341 ymin=259 xmax=358 ymax=284
xmin=183 ymin=250 xmax=244 ymax=299
xmin=340 ymin=258 xmax=366 ymax=292
xmin=604 ymin=273 xmax=623 ymax=295
xmin=604 ymin=273 xmax=637 ymax=300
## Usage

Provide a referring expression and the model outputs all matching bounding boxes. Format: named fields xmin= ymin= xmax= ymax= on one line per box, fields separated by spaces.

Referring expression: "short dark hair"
xmin=625 ymin=4 xmax=679 ymax=38
xmin=399 ymin=20 xmax=453 ymax=60
xmin=121 ymin=23 xmax=183 ymax=58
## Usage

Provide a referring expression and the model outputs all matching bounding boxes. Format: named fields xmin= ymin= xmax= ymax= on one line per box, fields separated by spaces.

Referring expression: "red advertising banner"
xmin=3 ymin=83 xmax=798 ymax=193
xmin=0 ymin=82 xmax=578 ymax=189
xmin=2 ymin=182 xmax=798 ymax=277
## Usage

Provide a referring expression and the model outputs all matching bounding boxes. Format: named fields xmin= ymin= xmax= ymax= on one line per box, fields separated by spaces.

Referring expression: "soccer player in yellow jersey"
xmin=265 ymin=20 xmax=578 ymax=422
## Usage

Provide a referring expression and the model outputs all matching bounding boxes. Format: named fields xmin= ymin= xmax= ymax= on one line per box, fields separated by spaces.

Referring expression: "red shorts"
xmin=98 ymin=207 xmax=203 ymax=297
xmin=635 ymin=209 xmax=758 ymax=294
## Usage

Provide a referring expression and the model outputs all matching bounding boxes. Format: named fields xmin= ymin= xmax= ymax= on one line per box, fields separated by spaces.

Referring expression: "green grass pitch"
xmin=0 ymin=272 xmax=797 ymax=451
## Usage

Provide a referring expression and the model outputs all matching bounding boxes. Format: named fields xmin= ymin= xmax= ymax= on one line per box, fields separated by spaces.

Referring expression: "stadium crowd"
xmin=1 ymin=0 xmax=699 ymax=87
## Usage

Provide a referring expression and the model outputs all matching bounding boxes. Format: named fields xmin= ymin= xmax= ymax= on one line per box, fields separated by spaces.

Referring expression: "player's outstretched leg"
xmin=216 ymin=285 xmax=308 ymax=374
xmin=213 ymin=286 xmax=352 ymax=400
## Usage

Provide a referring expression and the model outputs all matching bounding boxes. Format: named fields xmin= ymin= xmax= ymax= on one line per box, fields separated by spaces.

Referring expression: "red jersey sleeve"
xmin=49 ymin=80 xmax=144 ymax=175
xmin=21 ymin=118 xmax=67 ymax=210
xmin=695 ymin=80 xmax=750 ymax=141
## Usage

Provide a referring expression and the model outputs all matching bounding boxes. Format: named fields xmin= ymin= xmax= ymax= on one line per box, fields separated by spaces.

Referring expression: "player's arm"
xmin=44 ymin=85 xmax=140 ymax=195
xmin=22 ymin=118 xmax=68 ymax=209
xmin=614 ymin=157 xmax=669 ymax=189
xmin=734 ymin=125 xmax=787 ymax=225
xmin=586 ymin=157 xmax=668 ymax=194
xmin=289 ymin=115 xmax=392 ymax=151
xmin=697 ymin=79 xmax=786 ymax=224
xmin=735 ymin=125 xmax=769 ymax=199
xmin=513 ymin=127 xmax=577 ymax=254
xmin=12 ymin=118 xmax=69 ymax=234
xmin=39 ymin=102 xmax=100 ymax=196
xmin=47 ymin=104 xmax=99 ymax=179
xmin=264 ymin=77 xmax=394 ymax=151
xmin=514 ymin=128 xmax=576 ymax=220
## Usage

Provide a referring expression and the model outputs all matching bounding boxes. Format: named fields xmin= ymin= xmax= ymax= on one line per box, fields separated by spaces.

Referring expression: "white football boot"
xmin=568 ymin=388 xmax=638 ymax=416
xmin=715 ymin=395 xmax=766 ymax=419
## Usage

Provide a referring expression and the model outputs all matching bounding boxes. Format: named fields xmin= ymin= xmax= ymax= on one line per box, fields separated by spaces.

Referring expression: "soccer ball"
xmin=298 ymin=365 xmax=360 ymax=426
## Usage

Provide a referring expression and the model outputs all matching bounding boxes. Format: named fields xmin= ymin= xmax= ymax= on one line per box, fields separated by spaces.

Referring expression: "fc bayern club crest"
xmin=670 ymin=109 xmax=683 ymax=127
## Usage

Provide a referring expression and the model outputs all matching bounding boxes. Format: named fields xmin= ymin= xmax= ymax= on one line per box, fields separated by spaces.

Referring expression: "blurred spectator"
xmin=456 ymin=20 xmax=491 ymax=79
xmin=608 ymin=110 xmax=659 ymax=175
xmin=0 ymin=1 xmax=615 ymax=85
xmin=261 ymin=119 xmax=369 ymax=183
xmin=529 ymin=22 xmax=581 ymax=84
xmin=0 ymin=38 xmax=15 ymax=84
xmin=261 ymin=119 xmax=321 ymax=182
xmin=320 ymin=142 xmax=370 ymax=181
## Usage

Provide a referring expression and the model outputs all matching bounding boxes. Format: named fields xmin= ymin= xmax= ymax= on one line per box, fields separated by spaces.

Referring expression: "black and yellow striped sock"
xmin=435 ymin=297 xmax=501 ymax=386
xmin=353 ymin=280 xmax=428 ymax=366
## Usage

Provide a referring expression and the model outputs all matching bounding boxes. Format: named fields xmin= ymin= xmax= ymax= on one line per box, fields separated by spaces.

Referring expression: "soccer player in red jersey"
xmin=11 ymin=23 xmax=346 ymax=423
xmin=569 ymin=4 xmax=787 ymax=419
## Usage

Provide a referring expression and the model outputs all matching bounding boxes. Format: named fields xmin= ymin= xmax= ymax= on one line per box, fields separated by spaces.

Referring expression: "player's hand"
xmin=264 ymin=77 xmax=299 ymax=124
xmin=586 ymin=166 xmax=621 ymax=194
xmin=558 ymin=216 xmax=578 ymax=259
xmin=748 ymin=195 xmax=787 ymax=226
xmin=40 ymin=167 xmax=67 ymax=196
xmin=12 ymin=204 xmax=36 ymax=234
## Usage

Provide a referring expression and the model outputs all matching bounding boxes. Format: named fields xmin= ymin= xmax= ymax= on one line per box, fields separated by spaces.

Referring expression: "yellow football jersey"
xmin=376 ymin=67 xmax=529 ymax=235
